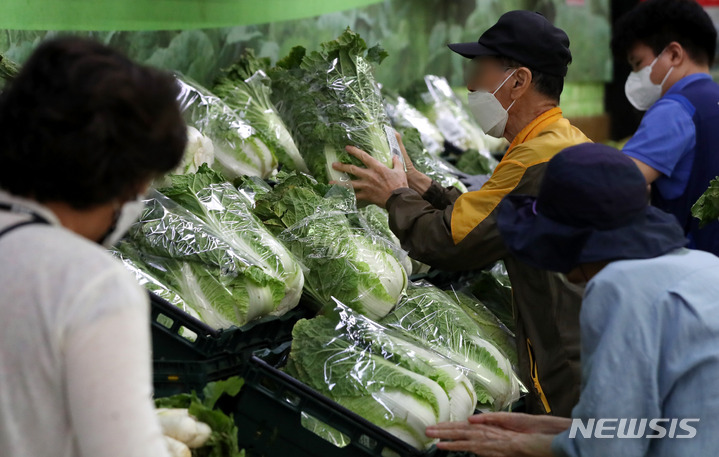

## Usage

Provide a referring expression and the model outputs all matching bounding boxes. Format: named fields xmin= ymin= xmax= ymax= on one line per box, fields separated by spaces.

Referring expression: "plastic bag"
xmin=383 ymin=90 xmax=446 ymax=156
xmin=468 ymin=261 xmax=515 ymax=333
xmin=253 ymin=172 xmax=407 ymax=321
xmin=213 ymin=49 xmax=310 ymax=174
xmin=286 ymin=302 xmax=479 ymax=449
xmin=394 ymin=125 xmax=468 ymax=193
xmin=380 ymin=280 xmax=524 ymax=411
xmin=269 ymin=29 xmax=404 ymax=185
xmin=176 ymin=75 xmax=278 ymax=179
xmin=117 ymin=174 xmax=303 ymax=328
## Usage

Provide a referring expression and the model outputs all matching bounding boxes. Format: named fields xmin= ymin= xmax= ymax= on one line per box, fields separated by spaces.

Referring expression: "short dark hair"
xmin=497 ymin=56 xmax=564 ymax=103
xmin=0 ymin=37 xmax=187 ymax=209
xmin=612 ymin=0 xmax=717 ymax=66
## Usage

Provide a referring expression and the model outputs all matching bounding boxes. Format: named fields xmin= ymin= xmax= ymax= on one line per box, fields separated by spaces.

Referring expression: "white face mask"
xmin=100 ymin=198 xmax=146 ymax=248
xmin=624 ymin=51 xmax=674 ymax=111
xmin=467 ymin=69 xmax=518 ymax=138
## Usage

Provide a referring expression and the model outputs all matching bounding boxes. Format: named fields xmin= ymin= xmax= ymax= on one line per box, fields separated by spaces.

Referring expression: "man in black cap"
xmin=426 ymin=143 xmax=719 ymax=457
xmin=332 ymin=10 xmax=590 ymax=416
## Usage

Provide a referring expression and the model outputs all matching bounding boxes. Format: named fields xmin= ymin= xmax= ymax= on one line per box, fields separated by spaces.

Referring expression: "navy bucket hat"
xmin=497 ymin=143 xmax=688 ymax=274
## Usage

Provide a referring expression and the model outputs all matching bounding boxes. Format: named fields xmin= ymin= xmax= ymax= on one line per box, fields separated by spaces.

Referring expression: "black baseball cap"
xmin=448 ymin=10 xmax=572 ymax=77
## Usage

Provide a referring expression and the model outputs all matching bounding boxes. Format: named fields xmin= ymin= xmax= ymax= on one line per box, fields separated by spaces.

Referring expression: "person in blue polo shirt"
xmin=612 ymin=0 xmax=719 ymax=255
xmin=424 ymin=143 xmax=719 ymax=457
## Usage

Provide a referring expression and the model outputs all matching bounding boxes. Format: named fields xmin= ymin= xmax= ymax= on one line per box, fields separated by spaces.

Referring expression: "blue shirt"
xmin=552 ymin=248 xmax=719 ymax=457
xmin=623 ymin=74 xmax=712 ymax=200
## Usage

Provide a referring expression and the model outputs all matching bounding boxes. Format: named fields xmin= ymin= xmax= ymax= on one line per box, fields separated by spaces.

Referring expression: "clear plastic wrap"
xmin=254 ymin=172 xmax=407 ymax=321
xmin=355 ymin=203 xmax=415 ymax=277
xmin=117 ymin=168 xmax=304 ymax=328
xmin=420 ymin=75 xmax=506 ymax=157
xmin=286 ymin=302 xmax=479 ymax=450
xmin=380 ymin=280 xmax=524 ymax=411
xmin=394 ymin=125 xmax=468 ymax=193
xmin=269 ymin=29 xmax=404 ymax=184
xmin=213 ymin=49 xmax=310 ymax=174
xmin=111 ymin=248 xmax=202 ymax=321
xmin=468 ymin=261 xmax=515 ymax=333
xmin=383 ymin=90 xmax=445 ymax=156
xmin=175 ymin=74 xmax=278 ymax=179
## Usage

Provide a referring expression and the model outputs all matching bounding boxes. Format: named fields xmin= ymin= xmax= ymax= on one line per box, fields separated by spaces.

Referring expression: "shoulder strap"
xmin=0 ymin=202 xmax=51 ymax=240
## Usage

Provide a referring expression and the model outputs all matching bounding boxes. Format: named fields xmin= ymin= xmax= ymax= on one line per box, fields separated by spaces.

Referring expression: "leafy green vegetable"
xmin=692 ymin=177 xmax=719 ymax=228
xmin=455 ymin=149 xmax=496 ymax=176
xmin=176 ymin=75 xmax=278 ymax=179
xmin=118 ymin=166 xmax=304 ymax=328
xmin=287 ymin=315 xmax=451 ymax=449
xmin=402 ymin=75 xmax=506 ymax=160
xmin=469 ymin=262 xmax=515 ymax=333
xmin=396 ymin=125 xmax=468 ymax=192
xmin=454 ymin=291 xmax=517 ymax=369
xmin=380 ymin=281 xmax=522 ymax=410
xmin=269 ymin=28 xmax=396 ymax=184
xmin=111 ymin=248 xmax=202 ymax=321
xmin=0 ymin=51 xmax=19 ymax=83
xmin=383 ymin=90 xmax=445 ymax=156
xmin=213 ymin=49 xmax=309 ymax=174
xmin=356 ymin=204 xmax=413 ymax=276
xmin=254 ymin=172 xmax=407 ymax=320
xmin=155 ymin=377 xmax=245 ymax=457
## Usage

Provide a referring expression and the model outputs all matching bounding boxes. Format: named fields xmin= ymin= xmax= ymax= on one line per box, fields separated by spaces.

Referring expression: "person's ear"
xmin=510 ymin=66 xmax=533 ymax=100
xmin=665 ymin=41 xmax=684 ymax=66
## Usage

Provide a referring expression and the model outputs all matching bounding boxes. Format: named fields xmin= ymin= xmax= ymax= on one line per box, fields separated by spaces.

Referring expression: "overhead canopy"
xmin=0 ymin=0 xmax=385 ymax=31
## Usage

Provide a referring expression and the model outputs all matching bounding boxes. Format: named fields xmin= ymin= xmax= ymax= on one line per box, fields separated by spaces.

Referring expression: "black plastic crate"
xmin=220 ymin=354 xmax=438 ymax=457
xmin=150 ymin=292 xmax=314 ymax=397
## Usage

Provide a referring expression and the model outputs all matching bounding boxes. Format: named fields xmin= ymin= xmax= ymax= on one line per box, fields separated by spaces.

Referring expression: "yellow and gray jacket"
xmin=386 ymin=107 xmax=591 ymax=416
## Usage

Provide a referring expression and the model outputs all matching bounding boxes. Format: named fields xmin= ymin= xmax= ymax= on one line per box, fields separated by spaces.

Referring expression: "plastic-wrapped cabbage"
xmin=112 ymin=248 xmax=201 ymax=321
xmin=286 ymin=307 xmax=477 ymax=449
xmin=469 ymin=261 xmax=515 ymax=333
xmin=454 ymin=291 xmax=518 ymax=370
xmin=117 ymin=167 xmax=303 ymax=328
xmin=269 ymin=28 xmax=403 ymax=184
xmin=176 ymin=75 xmax=277 ymax=179
xmin=380 ymin=281 xmax=523 ymax=411
xmin=213 ymin=49 xmax=309 ymax=174
xmin=254 ymin=172 xmax=407 ymax=320
xmin=171 ymin=126 xmax=215 ymax=176
xmin=383 ymin=90 xmax=445 ymax=156
xmin=396 ymin=126 xmax=467 ymax=192
xmin=402 ymin=75 xmax=506 ymax=168
xmin=356 ymin=204 xmax=414 ymax=276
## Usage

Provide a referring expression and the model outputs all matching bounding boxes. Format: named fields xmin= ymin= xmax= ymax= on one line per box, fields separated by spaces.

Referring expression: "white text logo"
xmin=568 ymin=418 xmax=699 ymax=439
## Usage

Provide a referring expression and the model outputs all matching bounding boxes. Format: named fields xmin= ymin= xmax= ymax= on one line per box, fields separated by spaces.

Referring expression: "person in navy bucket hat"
xmin=497 ymin=142 xmax=688 ymax=276
xmin=426 ymin=143 xmax=719 ymax=457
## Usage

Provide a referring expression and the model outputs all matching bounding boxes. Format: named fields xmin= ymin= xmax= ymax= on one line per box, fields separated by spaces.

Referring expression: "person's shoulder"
xmin=511 ymin=125 xmax=591 ymax=168
xmin=11 ymin=224 xmax=141 ymax=295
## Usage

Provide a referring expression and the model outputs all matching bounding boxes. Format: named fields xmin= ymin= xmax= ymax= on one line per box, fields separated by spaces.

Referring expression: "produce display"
xmin=3 ymin=27 xmax=524 ymax=453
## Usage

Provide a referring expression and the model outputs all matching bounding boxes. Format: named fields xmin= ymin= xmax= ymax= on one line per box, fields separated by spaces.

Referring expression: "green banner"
xmin=0 ymin=0 xmax=385 ymax=31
